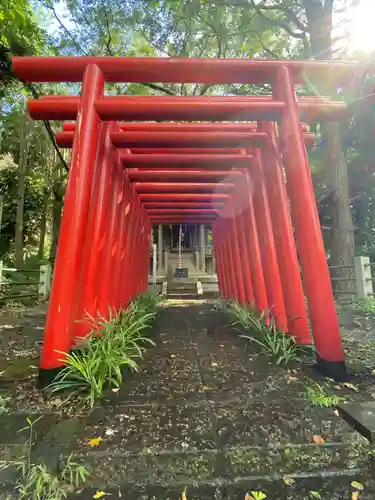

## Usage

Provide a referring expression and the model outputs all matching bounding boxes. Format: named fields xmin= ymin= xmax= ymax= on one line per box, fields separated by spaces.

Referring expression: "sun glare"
xmin=347 ymin=0 xmax=375 ymax=55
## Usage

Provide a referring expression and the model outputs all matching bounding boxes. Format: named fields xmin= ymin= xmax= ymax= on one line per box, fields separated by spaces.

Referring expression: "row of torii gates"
xmin=12 ymin=56 xmax=371 ymax=383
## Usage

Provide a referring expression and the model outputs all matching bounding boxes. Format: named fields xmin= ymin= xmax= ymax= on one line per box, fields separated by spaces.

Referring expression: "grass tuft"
xmin=47 ymin=293 xmax=160 ymax=406
xmin=0 ymin=417 xmax=89 ymax=499
xmin=221 ymin=300 xmax=313 ymax=365
xmin=351 ymin=297 xmax=375 ymax=315
xmin=304 ymin=379 xmax=346 ymax=407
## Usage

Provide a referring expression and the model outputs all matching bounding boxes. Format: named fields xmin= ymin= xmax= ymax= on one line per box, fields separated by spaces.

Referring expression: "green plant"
xmin=304 ymin=379 xmax=346 ymax=407
xmin=351 ymin=297 xmax=375 ymax=315
xmin=240 ymin=327 xmax=310 ymax=364
xmin=59 ymin=453 xmax=90 ymax=489
xmin=131 ymin=292 xmax=161 ymax=314
xmin=49 ymin=348 xmax=138 ymax=407
xmin=48 ymin=295 xmax=158 ymax=406
xmin=0 ymin=417 xmax=89 ymax=499
xmin=223 ymin=300 xmax=312 ymax=365
xmin=222 ymin=300 xmax=262 ymax=333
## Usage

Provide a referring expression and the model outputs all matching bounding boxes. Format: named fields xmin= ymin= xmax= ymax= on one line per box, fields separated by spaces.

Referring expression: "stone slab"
xmin=338 ymin=401 xmax=375 ymax=443
xmin=0 ymin=413 xmax=57 ymax=445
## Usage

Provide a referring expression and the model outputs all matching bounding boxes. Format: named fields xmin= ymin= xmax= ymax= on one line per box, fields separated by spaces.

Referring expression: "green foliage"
xmin=0 ymin=417 xmax=88 ymax=499
xmin=240 ymin=326 xmax=311 ymax=365
xmin=130 ymin=291 xmax=162 ymax=315
xmin=222 ymin=299 xmax=269 ymax=335
xmin=304 ymin=379 xmax=346 ymax=408
xmin=0 ymin=0 xmax=45 ymax=55
xmin=0 ymin=110 xmax=54 ymax=262
xmin=48 ymin=295 xmax=159 ymax=406
xmin=222 ymin=300 xmax=312 ymax=365
xmin=59 ymin=453 xmax=90 ymax=490
xmin=0 ymin=0 xmax=46 ymax=95
xmin=0 ymin=0 xmax=374 ymax=284
xmin=351 ymin=297 xmax=375 ymax=315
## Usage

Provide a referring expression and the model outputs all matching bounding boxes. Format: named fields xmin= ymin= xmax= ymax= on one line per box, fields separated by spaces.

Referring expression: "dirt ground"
xmin=0 ymin=300 xmax=375 ymax=498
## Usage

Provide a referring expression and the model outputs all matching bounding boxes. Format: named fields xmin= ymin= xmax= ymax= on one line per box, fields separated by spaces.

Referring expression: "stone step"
xmin=167 ymin=284 xmax=197 ymax=291
xmin=55 ymin=441 xmax=372 ymax=498
xmin=167 ymin=294 xmax=199 ymax=300
xmin=1 ymin=413 xmax=372 ymax=498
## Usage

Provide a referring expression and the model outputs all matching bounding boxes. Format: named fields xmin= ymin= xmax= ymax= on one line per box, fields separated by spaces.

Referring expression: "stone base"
xmin=315 ymin=358 xmax=348 ymax=382
xmin=38 ymin=366 xmax=63 ymax=388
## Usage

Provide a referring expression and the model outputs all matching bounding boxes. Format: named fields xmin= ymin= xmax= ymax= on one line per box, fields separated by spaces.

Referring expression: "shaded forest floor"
xmin=0 ymin=300 xmax=375 ymax=498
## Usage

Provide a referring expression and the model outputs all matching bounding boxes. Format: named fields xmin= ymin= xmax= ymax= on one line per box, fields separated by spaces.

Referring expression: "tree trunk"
xmin=15 ymin=112 xmax=32 ymax=268
xmin=321 ymin=122 xmax=355 ymax=290
xmin=38 ymin=187 xmax=49 ymax=261
xmin=50 ymin=190 xmax=63 ymax=266
xmin=304 ymin=0 xmax=355 ymax=291
xmin=49 ymin=153 xmax=65 ymax=267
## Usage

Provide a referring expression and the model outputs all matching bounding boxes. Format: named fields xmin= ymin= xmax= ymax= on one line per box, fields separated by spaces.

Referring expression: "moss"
xmin=0 ymin=356 xmax=38 ymax=379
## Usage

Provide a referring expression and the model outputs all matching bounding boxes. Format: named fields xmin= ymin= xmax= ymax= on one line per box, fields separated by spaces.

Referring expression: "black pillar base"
xmin=38 ymin=366 xmax=64 ymax=389
xmin=315 ymin=357 xmax=348 ymax=382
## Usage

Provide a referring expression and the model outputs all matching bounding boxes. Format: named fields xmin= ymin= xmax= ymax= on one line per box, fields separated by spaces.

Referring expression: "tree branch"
xmin=142 ymin=83 xmax=176 ymax=95
xmin=102 ymin=9 xmax=113 ymax=56
xmin=249 ymin=0 xmax=309 ymax=42
xmin=44 ymin=4 xmax=175 ymax=97
xmin=43 ymin=0 xmax=87 ymax=55
xmin=140 ymin=32 xmax=172 ymax=57
xmin=25 ymin=84 xmax=69 ymax=172
xmin=258 ymin=36 xmax=281 ymax=59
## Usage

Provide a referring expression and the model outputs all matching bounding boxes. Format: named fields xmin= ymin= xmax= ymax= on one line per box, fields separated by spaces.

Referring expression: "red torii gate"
xmin=12 ymin=55 xmax=366 ymax=384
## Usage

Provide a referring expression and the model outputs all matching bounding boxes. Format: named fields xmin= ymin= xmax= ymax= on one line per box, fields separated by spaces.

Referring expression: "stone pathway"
xmin=1 ymin=301 xmax=375 ymax=499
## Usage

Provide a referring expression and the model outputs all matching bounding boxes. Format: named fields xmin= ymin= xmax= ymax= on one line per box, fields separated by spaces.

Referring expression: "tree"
xmin=2 ymin=0 xmax=373 ymax=280
xmin=245 ymin=0 xmax=359 ymax=291
xmin=15 ymin=110 xmax=32 ymax=267
xmin=0 ymin=0 xmax=46 ymax=94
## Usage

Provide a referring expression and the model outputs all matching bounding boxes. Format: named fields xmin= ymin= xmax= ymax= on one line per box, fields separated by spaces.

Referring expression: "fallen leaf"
xmin=309 ymin=492 xmax=322 ymax=499
xmin=200 ymin=386 xmax=212 ymax=391
xmin=88 ymin=437 xmax=102 ymax=448
xmin=312 ymin=435 xmax=325 ymax=445
xmin=111 ymin=388 xmax=119 ymax=393
xmin=283 ymin=476 xmax=296 ymax=486
xmin=93 ymin=492 xmax=109 ymax=499
xmin=352 ymin=492 xmax=360 ymax=500
xmin=351 ymin=481 xmax=364 ymax=491
xmin=249 ymin=492 xmax=267 ymax=500
xmin=342 ymin=382 xmax=359 ymax=392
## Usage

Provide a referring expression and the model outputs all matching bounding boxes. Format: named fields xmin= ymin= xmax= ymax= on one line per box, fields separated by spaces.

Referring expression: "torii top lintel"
xmin=12 ymin=56 xmax=360 ymax=85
